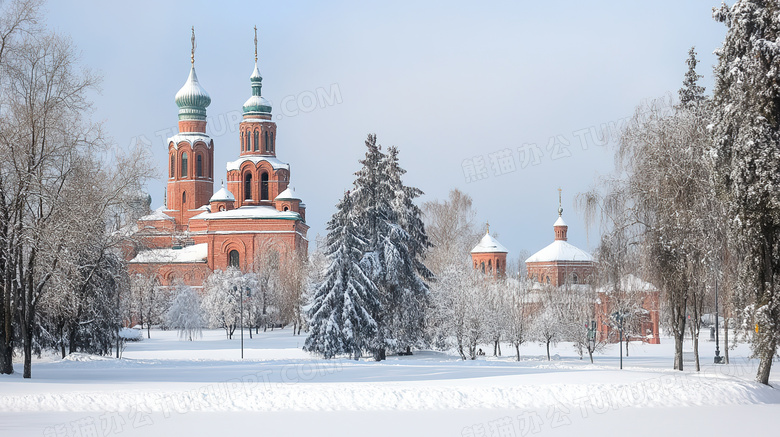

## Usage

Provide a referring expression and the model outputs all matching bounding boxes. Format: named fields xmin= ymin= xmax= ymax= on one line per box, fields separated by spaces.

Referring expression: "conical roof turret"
xmin=243 ymin=26 xmax=272 ymax=117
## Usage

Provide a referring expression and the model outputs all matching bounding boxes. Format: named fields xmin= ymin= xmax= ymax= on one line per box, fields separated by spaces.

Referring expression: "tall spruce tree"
xmin=679 ymin=47 xmax=706 ymax=109
xmin=712 ymin=0 xmax=780 ymax=385
xmin=380 ymin=146 xmax=433 ymax=349
xmin=351 ymin=135 xmax=431 ymax=360
xmin=304 ymin=192 xmax=379 ymax=359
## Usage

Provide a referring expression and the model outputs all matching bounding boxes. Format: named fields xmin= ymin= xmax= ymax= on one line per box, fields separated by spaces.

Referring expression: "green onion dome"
xmin=175 ymin=66 xmax=211 ymax=121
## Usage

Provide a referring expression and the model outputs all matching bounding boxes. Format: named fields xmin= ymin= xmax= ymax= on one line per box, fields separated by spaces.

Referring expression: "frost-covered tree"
xmin=711 ymin=0 xmax=780 ymax=385
xmin=350 ymin=134 xmax=432 ymax=359
xmin=531 ymin=285 xmax=566 ymax=361
xmin=165 ymin=283 xmax=204 ymax=341
xmin=428 ymin=265 xmax=489 ymax=360
xmin=202 ymin=268 xmax=257 ymax=339
xmin=304 ymin=192 xmax=379 ymax=359
xmin=422 ymin=189 xmax=483 ymax=276
xmin=129 ymin=274 xmax=168 ymax=339
xmin=0 ymin=0 xmax=153 ymax=377
xmin=505 ymin=280 xmax=534 ymax=361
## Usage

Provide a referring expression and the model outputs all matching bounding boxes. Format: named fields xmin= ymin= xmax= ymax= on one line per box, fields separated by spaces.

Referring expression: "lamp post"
xmin=612 ymin=311 xmax=625 ymax=370
xmin=714 ymin=279 xmax=724 ymax=364
xmin=234 ymin=285 xmax=243 ymax=359
xmin=233 ymin=285 xmax=252 ymax=359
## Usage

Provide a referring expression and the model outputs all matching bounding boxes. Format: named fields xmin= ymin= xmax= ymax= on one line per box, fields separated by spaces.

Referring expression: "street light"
xmin=233 ymin=285 xmax=252 ymax=359
xmin=611 ymin=311 xmax=627 ymax=370
xmin=714 ymin=279 xmax=724 ymax=364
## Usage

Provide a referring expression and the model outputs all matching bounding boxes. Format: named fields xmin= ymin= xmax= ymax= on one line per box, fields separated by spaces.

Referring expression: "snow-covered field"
xmin=1 ymin=329 xmax=778 ymax=436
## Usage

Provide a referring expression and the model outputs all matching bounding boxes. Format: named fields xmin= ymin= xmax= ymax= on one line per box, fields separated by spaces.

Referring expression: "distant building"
xmin=127 ymin=31 xmax=308 ymax=288
xmin=472 ymin=190 xmax=660 ymax=345
xmin=525 ymin=212 xmax=595 ymax=286
xmin=470 ymin=223 xmax=508 ymax=278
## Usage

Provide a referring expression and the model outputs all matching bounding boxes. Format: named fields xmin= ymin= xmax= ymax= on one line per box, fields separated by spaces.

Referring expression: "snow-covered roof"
xmin=129 ymin=243 xmax=208 ymax=264
xmin=275 ymin=187 xmax=300 ymax=201
xmin=471 ymin=232 xmax=509 ymax=254
xmin=168 ymin=132 xmax=213 ymax=149
xmin=175 ymin=66 xmax=211 ymax=111
xmin=226 ymin=156 xmax=290 ymax=171
xmin=554 ymin=216 xmax=567 ymax=227
xmin=138 ymin=206 xmax=174 ymax=222
xmin=525 ymin=240 xmax=594 ymax=263
xmin=250 ymin=62 xmax=262 ymax=81
xmin=210 ymin=186 xmax=235 ymax=202
xmin=243 ymin=95 xmax=272 ymax=111
xmin=597 ymin=274 xmax=657 ymax=294
xmin=242 ymin=118 xmax=273 ymax=123
xmin=191 ymin=205 xmax=301 ymax=221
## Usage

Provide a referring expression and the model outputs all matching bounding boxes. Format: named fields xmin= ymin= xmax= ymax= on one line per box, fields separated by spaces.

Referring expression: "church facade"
xmin=127 ymin=34 xmax=308 ymax=287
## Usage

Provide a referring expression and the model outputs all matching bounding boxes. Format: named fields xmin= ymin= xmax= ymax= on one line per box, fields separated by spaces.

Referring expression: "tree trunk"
xmin=0 ymin=336 xmax=12 ymax=374
xmin=756 ymin=340 xmax=775 ymax=385
xmin=546 ymin=340 xmax=551 ymax=361
xmin=625 ymin=336 xmax=629 ymax=357
xmin=20 ymin=315 xmax=32 ymax=378
xmin=723 ymin=315 xmax=730 ymax=364
xmin=515 ymin=344 xmax=520 ymax=361
xmin=673 ymin=329 xmax=684 ymax=371
xmin=68 ymin=325 xmax=77 ymax=354
xmin=493 ymin=340 xmax=498 ymax=356
xmin=691 ymin=323 xmax=700 ymax=372
xmin=588 ymin=346 xmax=594 ymax=364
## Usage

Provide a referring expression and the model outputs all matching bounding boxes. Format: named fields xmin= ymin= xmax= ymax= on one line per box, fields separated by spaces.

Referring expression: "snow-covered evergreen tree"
xmin=165 ymin=283 xmax=204 ymax=341
xmin=679 ymin=47 xmax=705 ymax=109
xmin=304 ymin=192 xmax=379 ymax=359
xmin=351 ymin=135 xmax=432 ymax=359
xmin=711 ymin=0 xmax=780 ymax=385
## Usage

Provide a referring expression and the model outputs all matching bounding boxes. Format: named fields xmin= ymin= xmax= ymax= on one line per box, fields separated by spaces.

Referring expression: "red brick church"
xmin=471 ymin=192 xmax=660 ymax=344
xmin=128 ymin=31 xmax=308 ymax=287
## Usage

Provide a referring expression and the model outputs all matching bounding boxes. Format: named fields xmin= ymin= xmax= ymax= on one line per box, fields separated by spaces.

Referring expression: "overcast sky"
xmin=46 ymin=1 xmax=729 ymax=264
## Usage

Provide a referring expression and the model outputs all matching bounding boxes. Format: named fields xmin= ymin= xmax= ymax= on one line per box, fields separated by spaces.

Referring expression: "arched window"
xmin=481 ymin=262 xmax=485 ymax=274
xmin=261 ymin=172 xmax=269 ymax=200
xmin=264 ymin=131 xmax=269 ymax=152
xmin=572 ymin=273 xmax=579 ymax=284
xmin=270 ymin=132 xmax=274 ymax=153
xmin=546 ymin=276 xmax=551 ymax=284
xmin=170 ymin=154 xmax=175 ymax=178
xmin=243 ymin=131 xmax=247 ymax=151
xmin=181 ymin=152 xmax=188 ymax=178
xmin=228 ymin=250 xmax=239 ymax=268
xmin=182 ymin=191 xmax=187 ymax=206
xmin=488 ymin=259 xmax=492 ymax=273
xmin=283 ymin=206 xmax=289 ymax=211
xmin=197 ymin=154 xmax=203 ymax=178
xmin=254 ymin=131 xmax=259 ymax=151
xmin=244 ymin=173 xmax=253 ymax=200
xmin=219 ymin=205 xmax=225 ymax=212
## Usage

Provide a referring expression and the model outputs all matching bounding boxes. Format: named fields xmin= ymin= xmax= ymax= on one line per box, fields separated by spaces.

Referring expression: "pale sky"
xmin=46 ymin=1 xmax=729 ymax=264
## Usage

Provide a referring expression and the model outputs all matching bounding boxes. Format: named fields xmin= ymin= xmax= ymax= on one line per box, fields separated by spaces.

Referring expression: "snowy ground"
xmin=1 ymin=329 xmax=778 ymax=437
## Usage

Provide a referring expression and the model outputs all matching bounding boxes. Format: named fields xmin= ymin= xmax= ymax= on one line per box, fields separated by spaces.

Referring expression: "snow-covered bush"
xmin=165 ymin=283 xmax=204 ymax=341
xmin=118 ymin=327 xmax=143 ymax=342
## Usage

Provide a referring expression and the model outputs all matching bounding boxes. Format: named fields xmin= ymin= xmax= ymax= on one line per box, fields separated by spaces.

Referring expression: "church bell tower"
xmin=167 ymin=27 xmax=215 ymax=227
